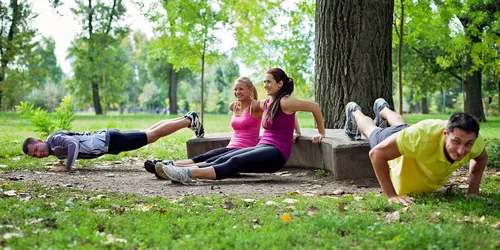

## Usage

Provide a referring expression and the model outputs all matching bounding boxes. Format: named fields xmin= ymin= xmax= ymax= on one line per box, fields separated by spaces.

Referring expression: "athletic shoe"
xmin=183 ymin=111 xmax=195 ymax=126
xmin=156 ymin=162 xmax=193 ymax=184
xmin=144 ymin=159 xmax=172 ymax=179
xmin=345 ymin=102 xmax=362 ymax=141
xmin=373 ymin=98 xmax=390 ymax=128
xmin=154 ymin=161 xmax=169 ymax=179
xmin=184 ymin=111 xmax=204 ymax=138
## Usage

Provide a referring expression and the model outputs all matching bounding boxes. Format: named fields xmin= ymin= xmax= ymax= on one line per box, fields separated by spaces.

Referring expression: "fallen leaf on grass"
xmin=338 ymin=203 xmax=346 ymax=212
xmin=265 ymin=201 xmax=277 ymax=206
xmin=99 ymin=233 xmax=127 ymax=245
xmin=3 ymin=190 xmax=17 ymax=197
xmin=492 ymin=221 xmax=500 ymax=230
xmin=353 ymin=196 xmax=363 ymax=201
xmin=222 ymin=201 xmax=234 ymax=209
xmin=135 ymin=205 xmax=152 ymax=212
xmin=20 ymin=196 xmax=31 ymax=202
xmin=25 ymin=218 xmax=44 ymax=225
xmin=281 ymin=213 xmax=292 ymax=222
xmin=3 ymin=232 xmax=23 ymax=239
xmin=307 ymin=206 xmax=320 ymax=216
xmin=289 ymin=190 xmax=300 ymax=195
xmin=283 ymin=198 xmax=298 ymax=204
xmin=385 ymin=211 xmax=400 ymax=222
xmin=252 ymin=219 xmax=261 ymax=229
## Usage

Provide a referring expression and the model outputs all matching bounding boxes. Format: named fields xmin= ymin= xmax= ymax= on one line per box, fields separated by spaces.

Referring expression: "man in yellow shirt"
xmin=344 ymin=98 xmax=488 ymax=205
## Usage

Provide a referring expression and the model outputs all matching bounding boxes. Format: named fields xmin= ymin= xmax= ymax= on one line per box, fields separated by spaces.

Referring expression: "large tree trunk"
xmin=397 ymin=0 xmax=404 ymax=114
xmin=420 ymin=97 xmax=428 ymax=114
xmin=169 ymin=68 xmax=178 ymax=115
xmin=463 ymin=53 xmax=485 ymax=121
xmin=0 ymin=0 xmax=20 ymax=110
xmin=87 ymin=0 xmax=102 ymax=114
xmin=315 ymin=0 xmax=394 ymax=128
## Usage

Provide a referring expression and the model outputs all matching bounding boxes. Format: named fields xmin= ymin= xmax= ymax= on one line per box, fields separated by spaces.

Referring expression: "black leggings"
xmin=191 ymin=147 xmax=239 ymax=163
xmin=108 ymin=129 xmax=148 ymax=154
xmin=197 ymin=144 xmax=286 ymax=179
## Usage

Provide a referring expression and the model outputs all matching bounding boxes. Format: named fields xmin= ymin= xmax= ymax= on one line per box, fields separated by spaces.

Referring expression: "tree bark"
xmin=0 ymin=0 xmax=20 ymax=110
xmin=420 ymin=97 xmax=428 ymax=114
xmin=315 ymin=0 xmax=394 ymax=128
xmin=397 ymin=0 xmax=404 ymax=114
xmin=169 ymin=67 xmax=178 ymax=115
xmin=87 ymin=0 xmax=103 ymax=114
xmin=463 ymin=53 xmax=485 ymax=121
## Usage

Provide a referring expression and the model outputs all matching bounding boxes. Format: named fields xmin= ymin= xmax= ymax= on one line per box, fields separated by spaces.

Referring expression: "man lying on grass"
xmin=21 ymin=112 xmax=204 ymax=172
xmin=345 ymin=98 xmax=488 ymax=206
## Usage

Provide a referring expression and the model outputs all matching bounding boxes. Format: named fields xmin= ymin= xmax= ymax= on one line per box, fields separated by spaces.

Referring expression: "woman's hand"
xmin=312 ymin=133 xmax=324 ymax=144
xmin=293 ymin=132 xmax=301 ymax=143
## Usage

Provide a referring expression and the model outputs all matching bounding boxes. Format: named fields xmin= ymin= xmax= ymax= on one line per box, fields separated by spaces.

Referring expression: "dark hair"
xmin=265 ymin=68 xmax=294 ymax=124
xmin=446 ymin=113 xmax=480 ymax=137
xmin=22 ymin=137 xmax=38 ymax=155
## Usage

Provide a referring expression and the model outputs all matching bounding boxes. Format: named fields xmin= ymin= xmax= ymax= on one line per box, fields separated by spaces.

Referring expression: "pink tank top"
xmin=258 ymin=98 xmax=295 ymax=160
xmin=226 ymin=99 xmax=262 ymax=149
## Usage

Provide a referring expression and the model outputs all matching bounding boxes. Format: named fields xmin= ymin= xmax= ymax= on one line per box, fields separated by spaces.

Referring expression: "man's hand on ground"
xmin=49 ymin=166 xmax=71 ymax=172
xmin=388 ymin=196 xmax=415 ymax=206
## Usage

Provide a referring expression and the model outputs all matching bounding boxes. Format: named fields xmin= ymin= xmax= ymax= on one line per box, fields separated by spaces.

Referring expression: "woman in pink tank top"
xmin=144 ymin=77 xmax=263 ymax=178
xmin=156 ymin=68 xmax=326 ymax=184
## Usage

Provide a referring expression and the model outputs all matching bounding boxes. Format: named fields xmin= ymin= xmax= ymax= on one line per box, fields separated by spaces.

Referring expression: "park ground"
xmin=0 ymin=113 xmax=499 ymax=248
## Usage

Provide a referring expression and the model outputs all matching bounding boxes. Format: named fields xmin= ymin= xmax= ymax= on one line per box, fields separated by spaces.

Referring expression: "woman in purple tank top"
xmin=144 ymin=77 xmax=263 ymax=178
xmin=156 ymin=68 xmax=326 ymax=184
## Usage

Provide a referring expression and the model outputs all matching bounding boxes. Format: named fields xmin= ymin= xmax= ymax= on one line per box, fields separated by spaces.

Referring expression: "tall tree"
xmin=28 ymin=36 xmax=64 ymax=86
xmin=431 ymin=0 xmax=499 ymax=121
xmin=149 ymin=0 xmax=228 ymax=122
xmin=0 ymin=0 xmax=37 ymax=110
xmin=68 ymin=0 xmax=128 ymax=114
xmin=315 ymin=1 xmax=394 ymax=128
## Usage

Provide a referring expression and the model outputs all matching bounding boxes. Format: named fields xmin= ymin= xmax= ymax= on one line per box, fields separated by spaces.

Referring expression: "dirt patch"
xmin=1 ymin=158 xmax=382 ymax=198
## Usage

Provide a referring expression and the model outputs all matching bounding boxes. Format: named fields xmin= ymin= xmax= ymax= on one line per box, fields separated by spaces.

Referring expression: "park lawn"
xmin=0 ymin=112 xmax=499 ymax=249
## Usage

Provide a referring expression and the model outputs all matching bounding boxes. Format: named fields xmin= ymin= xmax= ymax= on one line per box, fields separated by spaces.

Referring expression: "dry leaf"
xmin=3 ymin=232 xmax=23 ymax=239
xmin=338 ymin=203 xmax=346 ymax=212
xmin=332 ymin=189 xmax=344 ymax=195
xmin=385 ymin=211 xmax=400 ymax=222
xmin=4 ymin=190 xmax=17 ymax=197
xmin=492 ymin=221 xmax=500 ymax=229
xmin=26 ymin=218 xmax=44 ymax=225
xmin=283 ymin=198 xmax=298 ymax=204
xmin=289 ymin=191 xmax=300 ymax=195
xmin=281 ymin=213 xmax=292 ymax=222
xmin=307 ymin=206 xmax=320 ymax=216
xmin=222 ymin=201 xmax=234 ymax=209
xmin=353 ymin=196 xmax=363 ymax=201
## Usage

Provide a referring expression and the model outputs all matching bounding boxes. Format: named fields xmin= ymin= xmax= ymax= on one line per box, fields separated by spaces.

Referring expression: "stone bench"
xmin=186 ymin=128 xmax=375 ymax=181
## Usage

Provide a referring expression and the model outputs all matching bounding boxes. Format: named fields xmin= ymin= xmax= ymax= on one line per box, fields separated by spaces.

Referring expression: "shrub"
xmin=16 ymin=96 xmax=76 ymax=136
xmin=485 ymin=139 xmax=500 ymax=168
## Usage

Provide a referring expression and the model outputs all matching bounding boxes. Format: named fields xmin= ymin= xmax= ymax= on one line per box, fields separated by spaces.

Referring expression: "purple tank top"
xmin=226 ymin=99 xmax=262 ymax=148
xmin=258 ymin=98 xmax=295 ymax=160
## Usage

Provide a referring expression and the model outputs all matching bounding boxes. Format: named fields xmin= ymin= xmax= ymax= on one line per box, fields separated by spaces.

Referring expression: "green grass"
xmin=0 ymin=112 xmax=499 ymax=249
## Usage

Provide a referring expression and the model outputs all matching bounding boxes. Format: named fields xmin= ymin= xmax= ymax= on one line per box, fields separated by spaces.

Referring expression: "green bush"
xmin=485 ymin=139 xmax=500 ymax=168
xmin=15 ymin=96 xmax=76 ymax=136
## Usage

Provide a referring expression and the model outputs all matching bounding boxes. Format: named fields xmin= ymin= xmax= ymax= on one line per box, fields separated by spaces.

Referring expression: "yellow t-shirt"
xmin=390 ymin=119 xmax=485 ymax=195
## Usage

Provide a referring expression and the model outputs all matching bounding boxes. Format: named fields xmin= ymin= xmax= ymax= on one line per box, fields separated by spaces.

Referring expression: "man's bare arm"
xmin=467 ymin=148 xmax=488 ymax=196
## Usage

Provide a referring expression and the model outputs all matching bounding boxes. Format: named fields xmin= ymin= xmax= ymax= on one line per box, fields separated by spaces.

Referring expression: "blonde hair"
xmin=236 ymin=76 xmax=258 ymax=100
